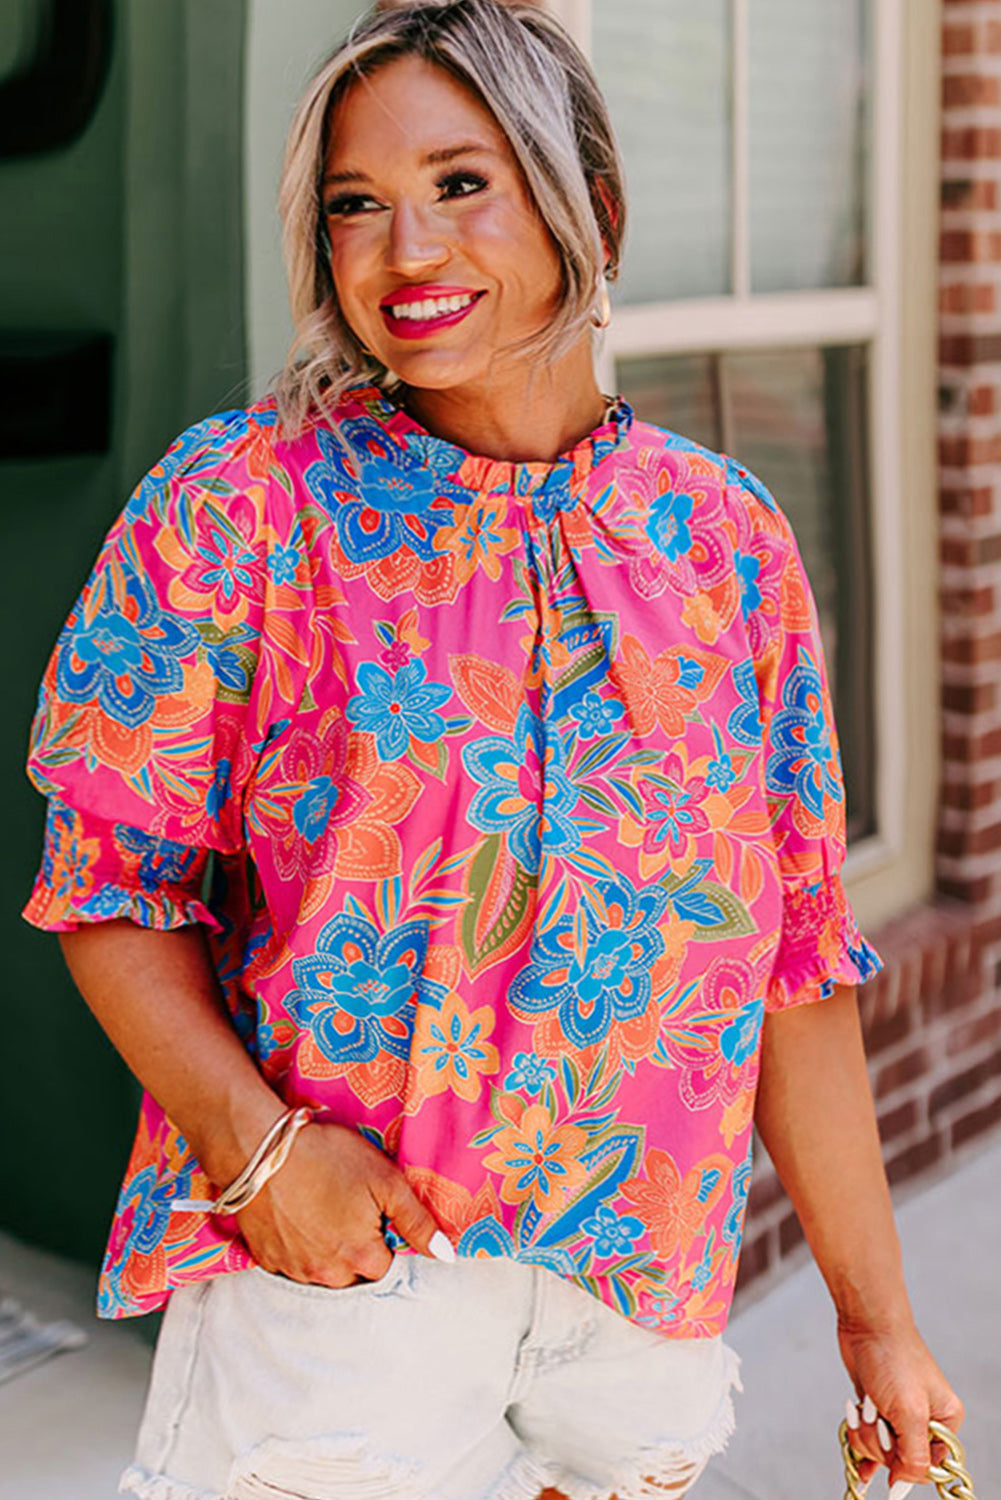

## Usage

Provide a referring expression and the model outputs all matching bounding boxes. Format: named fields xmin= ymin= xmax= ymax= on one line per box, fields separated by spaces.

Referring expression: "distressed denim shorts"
xmin=120 ymin=1254 xmax=742 ymax=1500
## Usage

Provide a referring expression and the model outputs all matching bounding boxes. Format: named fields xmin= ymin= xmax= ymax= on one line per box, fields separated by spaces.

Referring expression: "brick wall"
xmin=736 ymin=0 xmax=1001 ymax=1304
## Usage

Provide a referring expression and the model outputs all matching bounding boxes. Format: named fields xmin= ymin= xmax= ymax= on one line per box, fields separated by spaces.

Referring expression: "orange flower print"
xmin=621 ymin=1148 xmax=732 ymax=1261
xmin=411 ymin=991 xmax=500 ymax=1104
xmin=434 ymin=499 xmax=519 ymax=584
xmin=483 ymin=1105 xmax=587 ymax=1211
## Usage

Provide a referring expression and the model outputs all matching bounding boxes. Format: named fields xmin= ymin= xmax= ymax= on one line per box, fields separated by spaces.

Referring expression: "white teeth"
xmin=388 ymin=293 xmax=476 ymax=321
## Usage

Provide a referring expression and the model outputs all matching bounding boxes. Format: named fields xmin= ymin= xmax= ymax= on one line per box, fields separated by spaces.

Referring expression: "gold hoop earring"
xmin=591 ymin=271 xmax=611 ymax=330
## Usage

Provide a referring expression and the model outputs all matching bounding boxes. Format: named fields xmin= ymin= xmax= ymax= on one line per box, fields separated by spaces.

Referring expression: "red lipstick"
xmin=380 ymin=284 xmax=485 ymax=340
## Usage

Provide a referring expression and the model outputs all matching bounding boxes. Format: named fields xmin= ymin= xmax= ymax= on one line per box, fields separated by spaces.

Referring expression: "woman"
xmin=24 ymin=3 xmax=963 ymax=1498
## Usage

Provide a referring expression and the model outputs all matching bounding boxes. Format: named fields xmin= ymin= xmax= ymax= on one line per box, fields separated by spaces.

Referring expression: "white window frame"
xmin=550 ymin=0 xmax=907 ymax=887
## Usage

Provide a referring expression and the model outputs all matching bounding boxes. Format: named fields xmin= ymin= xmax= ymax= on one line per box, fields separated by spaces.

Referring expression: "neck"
xmin=397 ymin=339 xmax=606 ymax=463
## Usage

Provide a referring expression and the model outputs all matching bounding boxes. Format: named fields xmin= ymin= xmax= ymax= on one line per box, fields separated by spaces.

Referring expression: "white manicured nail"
xmin=888 ymin=1484 xmax=913 ymax=1500
xmin=861 ymin=1393 xmax=878 ymax=1424
xmin=845 ymin=1398 xmax=861 ymax=1430
xmin=429 ymin=1231 xmax=456 ymax=1263
xmin=877 ymin=1417 xmax=893 ymax=1452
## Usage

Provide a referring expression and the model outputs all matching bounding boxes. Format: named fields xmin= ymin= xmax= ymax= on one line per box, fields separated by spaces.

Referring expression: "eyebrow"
xmin=323 ymin=142 xmax=497 ymax=188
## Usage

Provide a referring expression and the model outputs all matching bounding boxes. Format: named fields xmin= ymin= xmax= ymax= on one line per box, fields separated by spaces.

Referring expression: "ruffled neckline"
xmin=355 ymin=383 xmax=633 ymax=518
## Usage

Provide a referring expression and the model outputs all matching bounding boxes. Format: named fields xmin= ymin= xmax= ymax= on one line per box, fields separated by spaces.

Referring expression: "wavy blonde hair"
xmin=274 ymin=0 xmax=626 ymax=435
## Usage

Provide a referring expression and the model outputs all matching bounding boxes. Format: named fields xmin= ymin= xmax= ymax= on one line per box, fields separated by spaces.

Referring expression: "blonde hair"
xmin=274 ymin=0 xmax=626 ymax=435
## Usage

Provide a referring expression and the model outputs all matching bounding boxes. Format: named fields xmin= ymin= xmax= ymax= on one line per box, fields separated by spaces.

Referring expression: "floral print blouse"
xmin=23 ymin=383 xmax=881 ymax=1336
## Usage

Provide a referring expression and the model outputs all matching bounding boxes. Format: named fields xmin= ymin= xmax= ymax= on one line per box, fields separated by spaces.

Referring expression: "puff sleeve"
xmin=725 ymin=459 xmax=883 ymax=1012
xmin=22 ymin=406 xmax=305 ymax=933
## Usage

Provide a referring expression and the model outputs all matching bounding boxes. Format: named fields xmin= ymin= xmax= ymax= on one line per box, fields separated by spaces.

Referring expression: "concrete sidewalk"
xmin=1 ymin=1138 xmax=997 ymax=1500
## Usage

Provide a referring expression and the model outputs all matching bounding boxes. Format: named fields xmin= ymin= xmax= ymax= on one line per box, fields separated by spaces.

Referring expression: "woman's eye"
xmin=324 ymin=193 xmax=380 ymax=218
xmin=437 ymin=170 xmax=488 ymax=201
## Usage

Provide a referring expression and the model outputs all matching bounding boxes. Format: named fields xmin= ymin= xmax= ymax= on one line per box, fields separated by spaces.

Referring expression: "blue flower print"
xmin=727 ymin=659 xmax=763 ymax=747
xmin=509 ymin=873 xmax=668 ymax=1048
xmin=503 ymin=1052 xmax=557 ymax=1096
xmin=646 ymin=488 xmax=694 ymax=562
xmin=292 ymin=776 xmax=340 ymax=843
xmin=722 ymin=1148 xmax=753 ymax=1255
xmin=201 ymin=622 xmax=256 ymax=694
xmin=690 ymin=1233 xmax=715 ymax=1291
xmin=581 ymin=1204 xmax=645 ymax=1259
xmin=287 ymin=910 xmax=435 ymax=1065
xmin=268 ymin=541 xmax=301 ymax=586
xmin=207 ymin=758 xmax=232 ymax=820
xmin=734 ymin=550 xmax=763 ymax=618
xmin=56 ymin=566 xmax=200 ymax=728
xmin=115 ymin=825 xmax=200 ymax=893
xmin=765 ymin=647 xmax=843 ymax=821
xmin=705 ymin=724 xmax=736 ymax=793
xmin=346 ymin=660 xmax=451 ymax=761
xmin=305 ymin=420 xmax=467 ymax=566
xmin=463 ymin=706 xmax=581 ymax=875
xmin=719 ymin=998 xmax=764 ymax=1068
xmin=568 ymin=690 xmax=625 ymax=741
xmin=78 ymin=884 xmax=137 ymax=919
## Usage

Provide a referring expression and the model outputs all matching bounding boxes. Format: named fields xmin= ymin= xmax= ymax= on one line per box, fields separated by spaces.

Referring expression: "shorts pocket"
xmin=249 ymin=1252 xmax=405 ymax=1299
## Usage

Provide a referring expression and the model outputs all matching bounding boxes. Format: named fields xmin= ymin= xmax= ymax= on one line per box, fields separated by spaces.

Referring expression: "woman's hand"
xmin=234 ymin=1121 xmax=449 ymax=1286
xmin=839 ymin=1314 xmax=965 ymax=1493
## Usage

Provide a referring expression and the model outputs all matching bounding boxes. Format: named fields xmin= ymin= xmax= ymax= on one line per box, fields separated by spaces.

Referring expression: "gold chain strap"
xmin=839 ymin=1420 xmax=977 ymax=1500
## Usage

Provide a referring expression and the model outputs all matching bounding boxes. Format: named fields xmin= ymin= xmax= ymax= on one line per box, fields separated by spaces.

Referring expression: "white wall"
xmin=243 ymin=0 xmax=363 ymax=399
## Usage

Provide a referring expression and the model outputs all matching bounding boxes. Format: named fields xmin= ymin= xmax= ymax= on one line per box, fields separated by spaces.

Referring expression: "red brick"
xmin=941 ymin=632 xmax=1001 ymax=667
xmin=875 ymin=1046 xmax=932 ymax=1099
xmin=878 ymin=1100 xmax=918 ymax=1144
xmin=944 ymin=22 xmax=976 ymax=55
xmin=936 ymin=871 xmax=996 ymax=903
xmin=941 ymin=680 xmax=998 ymax=713
xmin=929 ymin=1052 xmax=1001 ymax=1117
xmin=940 ymin=431 xmax=1001 ymax=466
xmin=939 ymin=485 xmax=995 ymax=519
xmin=988 ymin=18 xmax=1001 ymax=50
xmin=778 ymin=1212 xmax=805 ymax=1257
xmin=923 ymin=942 xmax=977 ymax=1011
xmin=863 ymin=1005 xmax=912 ymax=1056
xmin=942 ymin=727 xmax=1001 ymax=765
xmin=939 ymin=229 xmax=1001 ymax=264
xmin=946 ymin=532 xmax=1001 ymax=567
xmin=968 ymin=382 xmax=998 ymax=413
xmin=939 ymin=778 xmax=999 ymax=813
xmin=746 ymin=1171 xmax=786 ymax=1219
xmin=734 ymin=1232 xmax=771 ymax=1293
xmin=941 ymin=178 xmax=999 ymax=211
xmin=940 ymin=331 xmax=1001 ymax=364
xmin=972 ymin=911 xmax=1001 ymax=946
xmin=942 ymin=125 xmax=1001 ymax=159
xmin=885 ymin=1133 xmax=943 ymax=1186
xmin=943 ymin=73 xmax=1001 ymax=108
xmin=947 ymin=1006 xmax=1001 ymax=1056
xmin=939 ymin=586 xmax=996 ymax=618
xmin=951 ymin=1092 xmax=1001 ymax=1147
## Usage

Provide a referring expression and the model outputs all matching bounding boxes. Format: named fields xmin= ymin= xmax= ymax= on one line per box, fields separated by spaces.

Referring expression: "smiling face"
xmin=322 ymin=55 xmax=567 ymax=395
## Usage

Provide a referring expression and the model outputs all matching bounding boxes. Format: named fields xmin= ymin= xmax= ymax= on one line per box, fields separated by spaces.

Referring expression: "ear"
xmin=591 ymin=174 xmax=620 ymax=270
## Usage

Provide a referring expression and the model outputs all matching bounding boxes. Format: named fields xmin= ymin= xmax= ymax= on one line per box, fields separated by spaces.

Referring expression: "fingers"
xmin=377 ymin=1164 xmax=455 ymax=1261
xmin=845 ymin=1392 xmax=932 ymax=1493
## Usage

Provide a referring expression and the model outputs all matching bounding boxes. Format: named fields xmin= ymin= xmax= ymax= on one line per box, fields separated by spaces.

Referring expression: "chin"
xmin=378 ymin=348 xmax=488 ymax=391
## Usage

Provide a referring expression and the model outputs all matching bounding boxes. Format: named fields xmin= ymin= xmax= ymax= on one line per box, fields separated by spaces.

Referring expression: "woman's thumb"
xmin=377 ymin=1167 xmax=456 ymax=1263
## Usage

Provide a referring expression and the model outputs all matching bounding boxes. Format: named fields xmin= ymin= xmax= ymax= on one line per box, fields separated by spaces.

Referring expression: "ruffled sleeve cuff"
xmin=766 ymin=869 xmax=883 ymax=1012
xmin=21 ymin=798 xmax=222 ymax=935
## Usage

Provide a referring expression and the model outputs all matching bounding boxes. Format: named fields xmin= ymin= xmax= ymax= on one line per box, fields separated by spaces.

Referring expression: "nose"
xmin=385 ymin=198 xmax=450 ymax=277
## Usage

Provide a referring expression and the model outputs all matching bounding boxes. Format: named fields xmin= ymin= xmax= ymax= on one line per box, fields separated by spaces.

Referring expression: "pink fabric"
xmin=24 ymin=384 xmax=881 ymax=1334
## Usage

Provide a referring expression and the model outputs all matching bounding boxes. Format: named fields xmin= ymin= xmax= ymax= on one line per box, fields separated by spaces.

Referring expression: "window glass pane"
xmin=593 ymin=0 xmax=731 ymax=304
xmin=614 ymin=344 xmax=875 ymax=841
xmin=749 ymin=0 xmax=869 ymax=291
